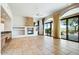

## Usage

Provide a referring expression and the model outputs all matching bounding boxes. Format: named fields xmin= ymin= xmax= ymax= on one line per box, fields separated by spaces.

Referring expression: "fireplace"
xmin=27 ymin=28 xmax=34 ymax=34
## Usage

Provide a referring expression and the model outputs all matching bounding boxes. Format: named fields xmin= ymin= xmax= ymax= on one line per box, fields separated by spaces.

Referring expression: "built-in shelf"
xmin=13 ymin=29 xmax=25 ymax=31
xmin=12 ymin=27 xmax=25 ymax=37
xmin=12 ymin=26 xmax=38 ymax=38
xmin=13 ymin=27 xmax=25 ymax=29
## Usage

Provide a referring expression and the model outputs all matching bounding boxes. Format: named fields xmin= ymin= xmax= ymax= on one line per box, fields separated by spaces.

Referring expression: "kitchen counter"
xmin=1 ymin=31 xmax=12 ymax=34
xmin=1 ymin=31 xmax=12 ymax=52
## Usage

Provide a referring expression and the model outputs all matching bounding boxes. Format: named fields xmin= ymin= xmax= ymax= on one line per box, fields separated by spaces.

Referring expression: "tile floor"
xmin=1 ymin=36 xmax=79 ymax=55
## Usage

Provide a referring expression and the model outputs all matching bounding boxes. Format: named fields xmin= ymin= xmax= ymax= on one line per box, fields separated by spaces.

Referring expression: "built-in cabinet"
xmin=12 ymin=27 xmax=25 ymax=37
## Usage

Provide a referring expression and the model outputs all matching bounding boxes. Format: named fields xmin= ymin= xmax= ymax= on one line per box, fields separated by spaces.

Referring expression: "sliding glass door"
xmin=44 ymin=22 xmax=52 ymax=36
xmin=45 ymin=23 xmax=51 ymax=36
xmin=61 ymin=16 xmax=79 ymax=42
xmin=68 ymin=17 xmax=79 ymax=41
xmin=61 ymin=19 xmax=66 ymax=39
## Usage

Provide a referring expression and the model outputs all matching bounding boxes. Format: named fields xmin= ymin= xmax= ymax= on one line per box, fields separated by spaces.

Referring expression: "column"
xmin=52 ymin=13 xmax=61 ymax=39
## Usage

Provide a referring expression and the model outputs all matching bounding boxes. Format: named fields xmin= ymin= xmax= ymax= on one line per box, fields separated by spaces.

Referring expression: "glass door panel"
xmin=47 ymin=23 xmax=51 ymax=36
xmin=61 ymin=20 xmax=66 ymax=39
xmin=68 ymin=17 xmax=78 ymax=41
xmin=44 ymin=23 xmax=51 ymax=36
xmin=45 ymin=23 xmax=48 ymax=35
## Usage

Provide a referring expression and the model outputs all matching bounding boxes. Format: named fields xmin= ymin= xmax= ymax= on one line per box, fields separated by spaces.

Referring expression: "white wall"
xmin=12 ymin=16 xmax=25 ymax=37
xmin=12 ymin=16 xmax=25 ymax=27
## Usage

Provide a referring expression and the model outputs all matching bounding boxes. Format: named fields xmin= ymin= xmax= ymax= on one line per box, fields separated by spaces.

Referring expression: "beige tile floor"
xmin=1 ymin=36 xmax=79 ymax=55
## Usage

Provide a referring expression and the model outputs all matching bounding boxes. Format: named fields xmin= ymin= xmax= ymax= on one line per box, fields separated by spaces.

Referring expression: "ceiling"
xmin=8 ymin=3 xmax=72 ymax=18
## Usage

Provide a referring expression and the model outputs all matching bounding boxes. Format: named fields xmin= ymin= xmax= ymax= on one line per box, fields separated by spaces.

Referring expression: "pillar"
xmin=52 ymin=13 xmax=61 ymax=39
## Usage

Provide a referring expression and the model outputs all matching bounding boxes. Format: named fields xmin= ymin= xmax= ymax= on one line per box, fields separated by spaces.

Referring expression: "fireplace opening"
xmin=27 ymin=28 xmax=34 ymax=34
